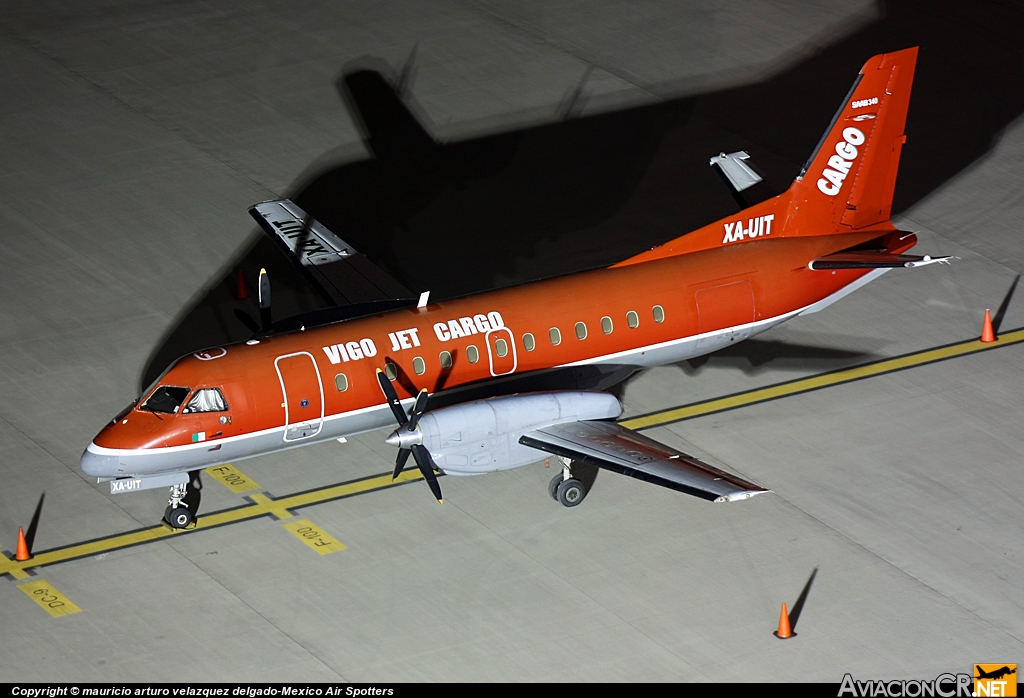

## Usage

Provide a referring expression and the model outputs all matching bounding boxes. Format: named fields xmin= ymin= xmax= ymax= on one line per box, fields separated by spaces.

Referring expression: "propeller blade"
xmin=410 ymin=444 xmax=443 ymax=503
xmin=258 ymin=268 xmax=272 ymax=332
xmin=376 ymin=368 xmax=408 ymax=425
xmin=407 ymin=389 xmax=429 ymax=431
xmin=392 ymin=447 xmax=412 ymax=480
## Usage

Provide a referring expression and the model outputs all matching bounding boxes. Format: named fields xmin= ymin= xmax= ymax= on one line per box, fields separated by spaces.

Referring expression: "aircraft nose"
xmin=80 ymin=444 xmax=120 ymax=477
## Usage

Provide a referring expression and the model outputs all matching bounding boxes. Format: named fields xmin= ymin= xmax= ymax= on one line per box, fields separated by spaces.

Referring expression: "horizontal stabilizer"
xmin=809 ymin=251 xmax=952 ymax=270
xmin=709 ymin=151 xmax=762 ymax=192
xmin=249 ymin=199 xmax=414 ymax=306
xmin=520 ymin=420 xmax=768 ymax=503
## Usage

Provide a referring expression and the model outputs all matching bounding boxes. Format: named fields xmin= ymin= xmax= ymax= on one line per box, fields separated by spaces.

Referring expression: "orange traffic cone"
xmin=774 ymin=603 xmax=795 ymax=639
xmin=981 ymin=309 xmax=996 ymax=343
xmin=235 ymin=268 xmax=248 ymax=301
xmin=15 ymin=526 xmax=30 ymax=561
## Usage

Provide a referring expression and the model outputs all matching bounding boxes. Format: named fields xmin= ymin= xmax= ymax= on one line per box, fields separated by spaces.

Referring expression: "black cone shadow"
xmin=991 ymin=274 xmax=1019 ymax=334
xmin=789 ymin=567 xmax=818 ymax=630
xmin=24 ymin=492 xmax=45 ymax=554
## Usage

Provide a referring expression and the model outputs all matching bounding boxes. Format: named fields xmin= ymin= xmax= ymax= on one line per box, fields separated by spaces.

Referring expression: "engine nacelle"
xmin=417 ymin=391 xmax=621 ymax=475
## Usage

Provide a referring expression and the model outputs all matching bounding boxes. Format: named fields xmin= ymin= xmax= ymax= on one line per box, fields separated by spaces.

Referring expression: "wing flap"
xmin=249 ymin=199 xmax=415 ymax=306
xmin=520 ymin=421 xmax=768 ymax=502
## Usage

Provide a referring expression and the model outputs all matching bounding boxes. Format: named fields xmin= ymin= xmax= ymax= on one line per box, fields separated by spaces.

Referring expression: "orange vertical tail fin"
xmin=792 ymin=46 xmax=918 ymax=231
xmin=613 ymin=47 xmax=919 ymax=268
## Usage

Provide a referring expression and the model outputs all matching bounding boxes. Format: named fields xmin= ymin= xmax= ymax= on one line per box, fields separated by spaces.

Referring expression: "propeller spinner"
xmin=376 ymin=369 xmax=443 ymax=503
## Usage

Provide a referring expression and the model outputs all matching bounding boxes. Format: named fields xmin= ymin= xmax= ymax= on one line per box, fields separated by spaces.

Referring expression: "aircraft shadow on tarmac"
xmin=678 ymin=339 xmax=883 ymax=377
xmin=141 ymin=0 xmax=1024 ymax=393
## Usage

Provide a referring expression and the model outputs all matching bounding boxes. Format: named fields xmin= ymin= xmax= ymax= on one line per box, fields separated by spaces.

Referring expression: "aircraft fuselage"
xmin=81 ymin=221 xmax=900 ymax=480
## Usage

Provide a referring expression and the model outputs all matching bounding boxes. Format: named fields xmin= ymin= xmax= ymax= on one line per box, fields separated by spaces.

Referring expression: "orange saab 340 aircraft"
xmin=83 ymin=47 xmax=948 ymax=528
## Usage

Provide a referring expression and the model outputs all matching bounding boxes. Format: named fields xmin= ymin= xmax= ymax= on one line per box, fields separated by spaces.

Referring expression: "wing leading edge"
xmin=520 ymin=421 xmax=768 ymax=503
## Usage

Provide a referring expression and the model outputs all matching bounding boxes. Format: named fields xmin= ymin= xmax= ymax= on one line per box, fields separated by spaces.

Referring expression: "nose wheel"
xmin=163 ymin=471 xmax=203 ymax=529
xmin=164 ymin=504 xmax=193 ymax=528
xmin=548 ymin=457 xmax=591 ymax=508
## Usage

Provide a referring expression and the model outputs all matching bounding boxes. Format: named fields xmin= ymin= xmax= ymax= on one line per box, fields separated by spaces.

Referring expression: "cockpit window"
xmin=141 ymin=386 xmax=190 ymax=414
xmin=183 ymin=388 xmax=228 ymax=413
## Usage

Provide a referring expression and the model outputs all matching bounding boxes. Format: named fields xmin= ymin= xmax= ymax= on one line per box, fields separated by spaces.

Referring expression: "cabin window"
xmin=601 ymin=316 xmax=613 ymax=334
xmin=575 ymin=322 xmax=587 ymax=340
xmin=141 ymin=386 xmax=190 ymax=414
xmin=385 ymin=362 xmax=398 ymax=380
xmin=467 ymin=345 xmax=480 ymax=363
xmin=335 ymin=373 xmax=349 ymax=392
xmin=523 ymin=333 xmax=536 ymax=351
xmin=549 ymin=328 xmax=561 ymax=346
xmin=653 ymin=305 xmax=665 ymax=323
xmin=627 ymin=310 xmax=639 ymax=328
xmin=495 ymin=338 xmax=508 ymax=357
xmin=439 ymin=350 xmax=453 ymax=369
xmin=413 ymin=357 xmax=426 ymax=375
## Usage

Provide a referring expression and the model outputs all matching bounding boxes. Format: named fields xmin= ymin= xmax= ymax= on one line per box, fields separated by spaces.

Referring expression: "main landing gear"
xmin=164 ymin=471 xmax=202 ymax=529
xmin=548 ymin=457 xmax=596 ymax=507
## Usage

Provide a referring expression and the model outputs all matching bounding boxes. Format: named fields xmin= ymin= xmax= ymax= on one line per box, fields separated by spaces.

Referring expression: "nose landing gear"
xmin=163 ymin=470 xmax=202 ymax=529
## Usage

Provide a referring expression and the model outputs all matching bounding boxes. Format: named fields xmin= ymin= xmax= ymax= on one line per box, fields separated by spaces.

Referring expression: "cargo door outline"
xmin=485 ymin=326 xmax=517 ymax=376
xmin=274 ymin=352 xmax=325 ymax=442
xmin=695 ymin=280 xmax=756 ymax=351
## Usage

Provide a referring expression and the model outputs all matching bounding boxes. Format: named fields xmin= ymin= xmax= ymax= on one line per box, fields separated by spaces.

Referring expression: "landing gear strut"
xmin=164 ymin=471 xmax=202 ymax=529
xmin=548 ymin=457 xmax=590 ymax=508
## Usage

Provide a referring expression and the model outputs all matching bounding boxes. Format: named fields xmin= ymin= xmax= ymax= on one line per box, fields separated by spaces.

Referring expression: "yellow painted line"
xmin=205 ymin=464 xmax=260 ymax=493
xmin=19 ymin=579 xmax=81 ymax=617
xmin=0 ymin=468 xmax=425 ymax=581
xmin=622 ymin=329 xmax=1024 ymax=430
xmin=282 ymin=519 xmax=347 ymax=555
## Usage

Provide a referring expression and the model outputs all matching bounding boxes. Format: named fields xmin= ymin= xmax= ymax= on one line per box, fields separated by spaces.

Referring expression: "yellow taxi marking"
xmin=247 ymin=492 xmax=294 ymax=520
xmin=620 ymin=329 xmax=1024 ymax=430
xmin=205 ymin=464 xmax=260 ymax=493
xmin=0 ymin=468 xmax=424 ymax=580
xmin=2 ymin=329 xmax=1021 ymax=581
xmin=282 ymin=519 xmax=347 ymax=555
xmin=19 ymin=579 xmax=82 ymax=617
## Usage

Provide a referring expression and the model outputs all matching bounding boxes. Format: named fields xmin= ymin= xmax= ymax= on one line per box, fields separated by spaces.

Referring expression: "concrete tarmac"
xmin=1 ymin=0 xmax=1023 ymax=682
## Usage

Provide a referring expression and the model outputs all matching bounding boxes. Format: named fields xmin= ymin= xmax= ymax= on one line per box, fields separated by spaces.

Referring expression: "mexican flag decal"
xmin=192 ymin=432 xmax=206 ymax=443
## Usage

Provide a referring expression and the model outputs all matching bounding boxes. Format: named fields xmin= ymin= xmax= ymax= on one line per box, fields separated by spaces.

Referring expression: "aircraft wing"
xmin=519 ymin=420 xmax=768 ymax=503
xmin=249 ymin=199 xmax=415 ymax=306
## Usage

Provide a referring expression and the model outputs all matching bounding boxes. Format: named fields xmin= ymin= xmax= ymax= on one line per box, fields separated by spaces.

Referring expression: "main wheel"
xmin=167 ymin=506 xmax=193 ymax=529
xmin=556 ymin=478 xmax=587 ymax=507
xmin=549 ymin=473 xmax=563 ymax=501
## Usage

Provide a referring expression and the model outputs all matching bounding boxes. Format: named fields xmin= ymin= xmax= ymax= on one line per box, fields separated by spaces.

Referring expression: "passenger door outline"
xmin=274 ymin=352 xmax=325 ymax=442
